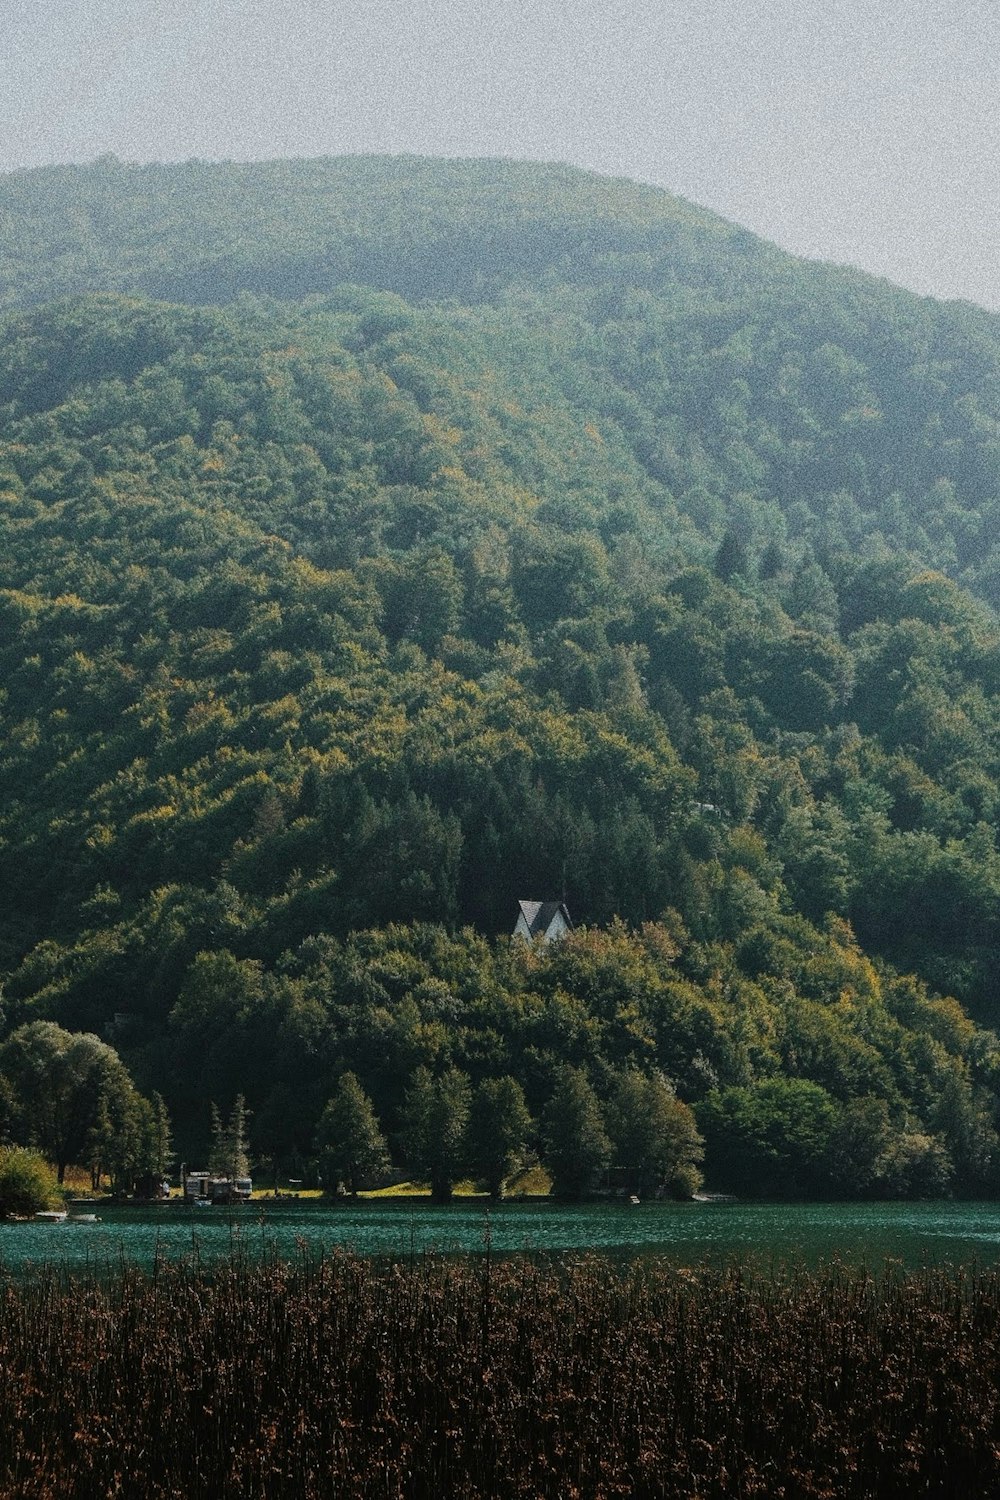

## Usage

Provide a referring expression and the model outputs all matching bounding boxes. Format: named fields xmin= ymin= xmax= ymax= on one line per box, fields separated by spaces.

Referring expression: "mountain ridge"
xmin=0 ymin=154 xmax=750 ymax=309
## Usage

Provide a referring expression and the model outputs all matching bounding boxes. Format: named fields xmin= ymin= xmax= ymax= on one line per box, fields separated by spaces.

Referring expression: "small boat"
xmin=628 ymin=1195 xmax=641 ymax=1206
xmin=35 ymin=1210 xmax=68 ymax=1222
xmin=69 ymin=1213 xmax=100 ymax=1223
xmin=194 ymin=1198 xmax=212 ymax=1208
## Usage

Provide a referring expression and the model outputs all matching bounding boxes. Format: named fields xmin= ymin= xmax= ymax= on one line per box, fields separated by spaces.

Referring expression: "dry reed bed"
xmin=0 ymin=1252 xmax=997 ymax=1498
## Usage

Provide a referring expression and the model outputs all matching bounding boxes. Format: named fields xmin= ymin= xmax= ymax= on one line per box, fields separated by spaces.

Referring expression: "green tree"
xmin=467 ymin=1076 xmax=533 ymax=1199
xmin=145 ymin=1092 xmax=173 ymax=1179
xmin=87 ymin=1091 xmax=115 ymax=1192
xmin=874 ymin=1130 xmax=954 ymax=1199
xmin=606 ymin=1070 xmax=704 ymax=1199
xmin=714 ymin=530 xmax=748 ymax=582
xmin=100 ymin=1082 xmax=151 ymax=1196
xmin=0 ymin=1022 xmax=140 ymax=1183
xmin=0 ymin=1147 xmax=59 ymax=1217
xmin=696 ymin=1078 xmax=843 ymax=1198
xmin=225 ymin=1095 xmax=251 ymax=1180
xmin=826 ymin=1095 xmax=894 ymax=1198
xmin=316 ymin=1073 xmax=389 ymax=1197
xmin=209 ymin=1095 xmax=251 ymax=1180
xmin=541 ymin=1065 xmax=611 ymax=1200
xmin=380 ymin=548 xmax=463 ymax=652
xmin=400 ymin=1065 xmax=470 ymax=1202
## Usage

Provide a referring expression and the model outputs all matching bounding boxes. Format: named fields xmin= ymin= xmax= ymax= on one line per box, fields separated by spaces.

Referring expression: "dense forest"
xmin=4 ymin=155 xmax=1000 ymax=1196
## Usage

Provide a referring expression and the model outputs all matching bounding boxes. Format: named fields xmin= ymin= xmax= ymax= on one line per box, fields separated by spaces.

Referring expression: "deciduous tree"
xmin=606 ymin=1070 xmax=703 ymax=1198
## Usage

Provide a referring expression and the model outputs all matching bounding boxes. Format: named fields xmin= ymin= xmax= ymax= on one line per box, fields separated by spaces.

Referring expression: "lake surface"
xmin=5 ymin=1199 xmax=1000 ymax=1274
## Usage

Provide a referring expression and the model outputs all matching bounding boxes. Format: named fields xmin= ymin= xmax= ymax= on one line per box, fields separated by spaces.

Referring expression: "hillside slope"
xmin=4 ymin=156 xmax=1000 ymax=607
xmin=3 ymin=156 xmax=1000 ymax=1184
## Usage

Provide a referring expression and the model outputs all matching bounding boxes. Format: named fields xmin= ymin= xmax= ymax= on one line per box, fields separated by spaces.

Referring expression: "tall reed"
xmin=0 ymin=1253 xmax=996 ymax=1497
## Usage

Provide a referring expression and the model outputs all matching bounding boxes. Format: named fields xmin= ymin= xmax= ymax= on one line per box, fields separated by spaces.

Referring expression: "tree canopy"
xmin=4 ymin=156 xmax=1000 ymax=1195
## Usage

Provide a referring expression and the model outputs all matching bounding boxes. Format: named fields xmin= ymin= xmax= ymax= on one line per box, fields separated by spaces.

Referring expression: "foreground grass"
xmin=0 ymin=1254 xmax=997 ymax=1497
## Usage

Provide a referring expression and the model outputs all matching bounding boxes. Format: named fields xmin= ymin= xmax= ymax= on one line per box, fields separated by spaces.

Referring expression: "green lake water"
xmin=5 ymin=1199 xmax=1000 ymax=1274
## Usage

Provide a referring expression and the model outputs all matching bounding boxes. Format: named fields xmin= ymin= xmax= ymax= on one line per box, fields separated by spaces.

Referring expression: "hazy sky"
xmin=5 ymin=0 xmax=1000 ymax=308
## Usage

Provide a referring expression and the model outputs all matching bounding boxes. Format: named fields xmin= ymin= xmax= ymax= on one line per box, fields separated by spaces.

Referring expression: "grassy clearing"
xmin=0 ymin=1254 xmax=998 ymax=1497
xmin=249 ymin=1187 xmax=324 ymax=1201
xmin=359 ymin=1179 xmax=489 ymax=1199
xmin=505 ymin=1162 xmax=552 ymax=1196
xmin=355 ymin=1166 xmax=552 ymax=1199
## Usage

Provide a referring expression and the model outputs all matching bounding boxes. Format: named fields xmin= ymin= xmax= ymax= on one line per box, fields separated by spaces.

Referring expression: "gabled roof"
xmin=516 ymin=899 xmax=572 ymax=937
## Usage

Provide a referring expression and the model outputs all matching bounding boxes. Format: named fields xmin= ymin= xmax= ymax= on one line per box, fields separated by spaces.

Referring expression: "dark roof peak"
xmin=516 ymin=899 xmax=572 ymax=937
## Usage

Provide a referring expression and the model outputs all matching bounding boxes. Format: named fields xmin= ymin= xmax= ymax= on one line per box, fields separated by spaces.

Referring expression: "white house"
xmin=513 ymin=899 xmax=573 ymax=944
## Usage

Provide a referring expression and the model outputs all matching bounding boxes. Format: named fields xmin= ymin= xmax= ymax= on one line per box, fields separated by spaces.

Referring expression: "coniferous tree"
xmin=225 ymin=1096 xmax=251 ymax=1180
xmin=401 ymin=1066 xmax=471 ymax=1203
xmin=146 ymin=1092 xmax=173 ymax=1180
xmin=87 ymin=1092 xmax=115 ymax=1193
xmin=316 ymin=1073 xmax=389 ymax=1197
xmin=209 ymin=1096 xmax=251 ymax=1180
xmin=208 ymin=1103 xmax=227 ymax=1178
xmin=714 ymin=530 xmax=748 ymax=582
xmin=542 ymin=1065 xmax=611 ymax=1200
xmin=467 ymin=1076 xmax=533 ymax=1199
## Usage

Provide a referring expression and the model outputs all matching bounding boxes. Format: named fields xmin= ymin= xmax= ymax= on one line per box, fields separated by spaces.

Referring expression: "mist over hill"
xmin=0 ymin=155 xmax=750 ymax=307
xmin=3 ymin=155 xmax=1000 ymax=1192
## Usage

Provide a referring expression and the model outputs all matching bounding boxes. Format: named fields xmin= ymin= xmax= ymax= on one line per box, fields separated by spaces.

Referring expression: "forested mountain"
xmin=4 ymin=155 xmax=1000 ymax=1194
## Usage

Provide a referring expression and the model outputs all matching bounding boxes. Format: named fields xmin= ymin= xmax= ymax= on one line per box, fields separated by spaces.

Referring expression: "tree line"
xmin=3 ymin=913 xmax=995 ymax=1202
xmin=318 ymin=1064 xmax=702 ymax=1202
